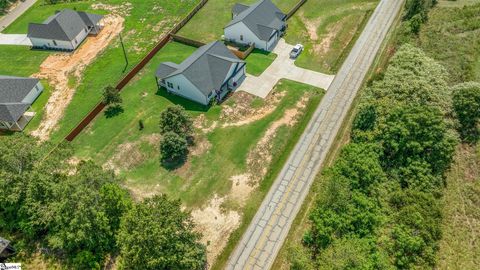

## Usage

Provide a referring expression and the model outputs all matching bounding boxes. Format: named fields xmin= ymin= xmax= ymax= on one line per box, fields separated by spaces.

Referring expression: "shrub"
xmin=160 ymin=132 xmax=188 ymax=163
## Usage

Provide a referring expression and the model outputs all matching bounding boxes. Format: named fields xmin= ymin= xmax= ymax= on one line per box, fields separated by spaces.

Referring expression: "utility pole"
xmin=119 ymin=33 xmax=128 ymax=73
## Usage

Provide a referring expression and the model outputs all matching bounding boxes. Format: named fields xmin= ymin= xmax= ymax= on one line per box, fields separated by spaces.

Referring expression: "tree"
xmin=160 ymin=132 xmax=188 ymax=163
xmin=117 ymin=195 xmax=206 ymax=270
xmin=452 ymin=82 xmax=480 ymax=142
xmin=159 ymin=105 xmax=193 ymax=138
xmin=103 ymin=85 xmax=122 ymax=106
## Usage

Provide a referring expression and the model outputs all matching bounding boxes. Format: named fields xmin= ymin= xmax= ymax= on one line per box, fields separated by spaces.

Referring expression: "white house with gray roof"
xmin=0 ymin=76 xmax=43 ymax=131
xmin=156 ymin=41 xmax=246 ymax=105
xmin=224 ymin=0 xmax=287 ymax=51
xmin=28 ymin=9 xmax=103 ymax=51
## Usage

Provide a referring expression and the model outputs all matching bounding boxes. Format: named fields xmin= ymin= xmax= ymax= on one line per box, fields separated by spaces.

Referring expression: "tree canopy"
xmin=117 ymin=195 xmax=206 ymax=270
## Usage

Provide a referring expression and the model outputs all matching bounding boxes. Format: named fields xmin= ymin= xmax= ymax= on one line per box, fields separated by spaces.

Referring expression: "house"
xmin=0 ymin=237 xmax=15 ymax=262
xmin=28 ymin=9 xmax=103 ymax=51
xmin=0 ymin=75 xmax=43 ymax=131
xmin=156 ymin=41 xmax=246 ymax=105
xmin=224 ymin=0 xmax=287 ymax=51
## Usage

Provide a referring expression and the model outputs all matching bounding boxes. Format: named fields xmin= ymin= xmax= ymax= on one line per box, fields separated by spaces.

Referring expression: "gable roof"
xmin=0 ymin=76 xmax=39 ymax=122
xmin=232 ymin=3 xmax=250 ymax=16
xmin=28 ymin=9 xmax=103 ymax=41
xmin=156 ymin=41 xmax=245 ymax=96
xmin=226 ymin=0 xmax=286 ymax=41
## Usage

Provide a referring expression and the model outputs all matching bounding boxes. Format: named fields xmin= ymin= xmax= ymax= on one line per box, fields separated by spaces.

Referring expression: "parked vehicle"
xmin=290 ymin=44 xmax=304 ymax=58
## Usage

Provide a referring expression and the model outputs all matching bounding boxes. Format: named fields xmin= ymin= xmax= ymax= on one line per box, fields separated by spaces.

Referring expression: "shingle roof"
xmin=232 ymin=3 xmax=250 ymax=16
xmin=28 ymin=9 xmax=103 ymax=41
xmin=226 ymin=0 xmax=286 ymax=41
xmin=0 ymin=237 xmax=10 ymax=254
xmin=0 ymin=75 xmax=39 ymax=122
xmin=156 ymin=41 xmax=245 ymax=96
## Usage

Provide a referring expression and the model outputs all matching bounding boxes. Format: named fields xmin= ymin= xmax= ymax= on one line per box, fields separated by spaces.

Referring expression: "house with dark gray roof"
xmin=0 ymin=237 xmax=16 ymax=261
xmin=224 ymin=0 xmax=287 ymax=51
xmin=0 ymin=76 xmax=43 ymax=131
xmin=28 ymin=9 xmax=103 ymax=51
xmin=156 ymin=41 xmax=246 ymax=105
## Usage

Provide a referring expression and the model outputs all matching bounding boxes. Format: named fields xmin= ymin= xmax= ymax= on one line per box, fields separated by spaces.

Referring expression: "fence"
xmin=286 ymin=0 xmax=307 ymax=20
xmin=171 ymin=34 xmax=206 ymax=48
xmin=229 ymin=43 xmax=255 ymax=60
xmin=65 ymin=0 xmax=209 ymax=142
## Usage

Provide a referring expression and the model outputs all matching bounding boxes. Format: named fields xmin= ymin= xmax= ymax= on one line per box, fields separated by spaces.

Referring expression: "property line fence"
xmin=286 ymin=0 xmax=307 ymax=20
xmin=230 ymin=43 xmax=255 ymax=59
xmin=65 ymin=0 xmax=209 ymax=142
xmin=171 ymin=34 xmax=206 ymax=48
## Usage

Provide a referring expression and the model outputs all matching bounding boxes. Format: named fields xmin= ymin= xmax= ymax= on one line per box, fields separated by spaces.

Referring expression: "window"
xmin=161 ymin=79 xmax=166 ymax=84
xmin=167 ymin=82 xmax=173 ymax=88
xmin=52 ymin=40 xmax=57 ymax=46
xmin=240 ymin=35 xmax=244 ymax=41
xmin=177 ymin=85 xmax=180 ymax=90
xmin=74 ymin=38 xmax=77 ymax=44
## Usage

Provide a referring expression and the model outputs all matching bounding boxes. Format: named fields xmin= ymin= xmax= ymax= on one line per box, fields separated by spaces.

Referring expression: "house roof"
xmin=0 ymin=75 xmax=39 ymax=122
xmin=0 ymin=237 xmax=10 ymax=254
xmin=28 ymin=9 xmax=103 ymax=41
xmin=156 ymin=41 xmax=245 ymax=96
xmin=226 ymin=0 xmax=286 ymax=41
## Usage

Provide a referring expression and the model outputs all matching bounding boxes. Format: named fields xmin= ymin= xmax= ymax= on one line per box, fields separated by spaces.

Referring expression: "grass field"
xmin=436 ymin=144 xmax=480 ymax=269
xmin=0 ymin=0 xmax=199 ymax=140
xmin=285 ymin=0 xmax=378 ymax=73
xmin=178 ymin=0 xmax=298 ymax=43
xmin=72 ymin=42 xmax=324 ymax=208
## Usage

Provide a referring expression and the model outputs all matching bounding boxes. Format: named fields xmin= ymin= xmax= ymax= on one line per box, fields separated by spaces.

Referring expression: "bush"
xmin=452 ymin=82 xmax=480 ymax=142
xmin=160 ymin=132 xmax=188 ymax=163
xmin=102 ymin=86 xmax=122 ymax=106
xmin=159 ymin=105 xmax=193 ymax=138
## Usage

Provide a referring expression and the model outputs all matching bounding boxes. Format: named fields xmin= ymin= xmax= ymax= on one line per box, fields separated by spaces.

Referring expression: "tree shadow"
xmin=161 ymin=154 xmax=188 ymax=171
xmin=104 ymin=105 xmax=124 ymax=118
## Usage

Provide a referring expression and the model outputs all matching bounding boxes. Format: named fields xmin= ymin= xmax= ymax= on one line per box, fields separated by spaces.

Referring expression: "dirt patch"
xmin=229 ymin=173 xmax=256 ymax=205
xmin=104 ymin=133 xmax=160 ymax=174
xmin=31 ymin=15 xmax=124 ymax=141
xmin=315 ymin=19 xmax=343 ymax=55
xmin=300 ymin=11 xmax=322 ymax=41
xmin=191 ymin=195 xmax=241 ymax=266
xmin=194 ymin=114 xmax=218 ymax=134
xmin=221 ymin=90 xmax=285 ymax=127
xmin=91 ymin=2 xmax=133 ymax=17
xmin=127 ymin=184 xmax=164 ymax=202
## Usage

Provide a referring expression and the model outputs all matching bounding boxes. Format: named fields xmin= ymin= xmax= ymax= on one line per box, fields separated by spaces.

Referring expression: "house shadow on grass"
xmin=156 ymin=87 xmax=210 ymax=113
xmin=104 ymin=105 xmax=124 ymax=118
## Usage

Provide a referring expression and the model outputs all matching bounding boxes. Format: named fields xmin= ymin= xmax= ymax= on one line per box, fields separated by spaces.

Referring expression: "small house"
xmin=28 ymin=9 xmax=103 ymax=51
xmin=156 ymin=41 xmax=246 ymax=105
xmin=224 ymin=0 xmax=287 ymax=51
xmin=0 ymin=75 xmax=43 ymax=131
xmin=0 ymin=237 xmax=15 ymax=261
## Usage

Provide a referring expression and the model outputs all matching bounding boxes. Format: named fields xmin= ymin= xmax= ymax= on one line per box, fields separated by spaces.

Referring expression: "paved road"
xmin=0 ymin=0 xmax=37 ymax=32
xmin=239 ymin=39 xmax=335 ymax=98
xmin=226 ymin=0 xmax=404 ymax=269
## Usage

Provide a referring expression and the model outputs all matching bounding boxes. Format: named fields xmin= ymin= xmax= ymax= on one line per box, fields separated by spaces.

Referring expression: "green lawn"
xmin=72 ymin=42 xmax=324 ymax=209
xmin=0 ymin=0 xmax=199 ymax=141
xmin=178 ymin=0 xmax=299 ymax=43
xmin=285 ymin=0 xmax=378 ymax=73
xmin=24 ymin=81 xmax=52 ymax=133
xmin=245 ymin=49 xmax=277 ymax=76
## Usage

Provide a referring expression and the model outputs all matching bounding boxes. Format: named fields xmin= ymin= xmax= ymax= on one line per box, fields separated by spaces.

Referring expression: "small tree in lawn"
xmin=103 ymin=86 xmax=122 ymax=106
xmin=159 ymin=105 xmax=193 ymax=138
xmin=452 ymin=82 xmax=480 ymax=142
xmin=160 ymin=132 xmax=188 ymax=163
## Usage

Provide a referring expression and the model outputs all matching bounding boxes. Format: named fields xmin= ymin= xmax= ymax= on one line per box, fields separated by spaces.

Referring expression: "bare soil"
xmin=191 ymin=195 xmax=241 ymax=266
xmin=31 ymin=15 xmax=124 ymax=141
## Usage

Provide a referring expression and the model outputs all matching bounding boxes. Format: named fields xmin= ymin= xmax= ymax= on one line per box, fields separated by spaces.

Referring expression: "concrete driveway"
xmin=238 ymin=39 xmax=335 ymax=98
xmin=0 ymin=34 xmax=31 ymax=45
xmin=0 ymin=0 xmax=38 ymax=32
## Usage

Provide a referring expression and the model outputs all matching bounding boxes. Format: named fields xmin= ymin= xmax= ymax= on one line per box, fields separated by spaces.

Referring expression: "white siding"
xmin=30 ymin=26 xmax=89 ymax=51
xmin=164 ymin=74 xmax=209 ymax=105
xmin=22 ymin=82 xmax=44 ymax=104
xmin=228 ymin=65 xmax=246 ymax=88
xmin=224 ymin=22 xmax=271 ymax=51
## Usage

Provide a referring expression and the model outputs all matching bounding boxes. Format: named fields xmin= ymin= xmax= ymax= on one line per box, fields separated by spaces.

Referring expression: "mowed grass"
xmin=72 ymin=42 xmax=324 ymax=208
xmin=178 ymin=0 xmax=299 ymax=43
xmin=0 ymin=0 xmax=199 ymax=141
xmin=285 ymin=0 xmax=378 ymax=73
xmin=245 ymin=49 xmax=277 ymax=76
